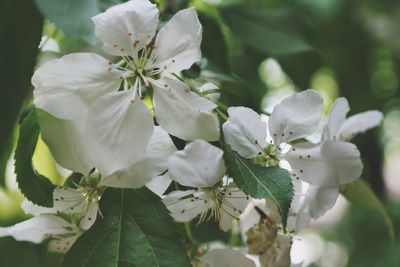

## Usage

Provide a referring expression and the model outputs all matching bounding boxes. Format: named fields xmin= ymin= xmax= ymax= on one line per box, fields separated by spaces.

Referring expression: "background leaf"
xmin=220 ymin=5 xmax=312 ymax=56
xmin=14 ymin=109 xmax=55 ymax=207
xmin=223 ymin=144 xmax=293 ymax=228
xmin=0 ymin=0 xmax=43 ymax=185
xmin=35 ymin=0 xmax=99 ymax=44
xmin=62 ymin=188 xmax=190 ymax=267
xmin=340 ymin=179 xmax=395 ymax=241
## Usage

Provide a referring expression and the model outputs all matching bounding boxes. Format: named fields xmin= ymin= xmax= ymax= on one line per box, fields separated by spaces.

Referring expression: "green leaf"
xmin=62 ymin=188 xmax=191 ymax=267
xmin=199 ymin=13 xmax=231 ymax=73
xmin=220 ymin=5 xmax=312 ymax=55
xmin=223 ymin=144 xmax=293 ymax=228
xmin=14 ymin=109 xmax=55 ymax=207
xmin=0 ymin=0 xmax=43 ymax=175
xmin=34 ymin=0 xmax=99 ymax=43
xmin=340 ymin=179 xmax=395 ymax=241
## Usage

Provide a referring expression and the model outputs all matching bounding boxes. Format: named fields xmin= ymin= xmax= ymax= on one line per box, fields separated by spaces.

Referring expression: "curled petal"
xmin=32 ymin=53 xmax=122 ymax=124
xmin=153 ymin=78 xmax=219 ymax=141
xmin=338 ymin=110 xmax=383 ymax=141
xmin=85 ymin=91 xmax=154 ymax=176
xmin=100 ymin=127 xmax=176 ymax=188
xmin=37 ymin=110 xmax=93 ymax=176
xmin=92 ymin=0 xmax=159 ymax=56
xmin=168 ymin=140 xmax=226 ymax=188
xmin=152 ymin=8 xmax=202 ymax=74
xmin=269 ymin=90 xmax=323 ymax=145
xmin=223 ymin=107 xmax=266 ymax=159
xmin=322 ymin=97 xmax=349 ymax=140
xmin=284 ymin=141 xmax=363 ymax=187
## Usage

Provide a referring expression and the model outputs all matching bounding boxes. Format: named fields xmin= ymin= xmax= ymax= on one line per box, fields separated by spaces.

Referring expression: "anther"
xmin=120 ymin=48 xmax=125 ymax=52
xmin=300 ymin=170 xmax=303 ymax=173
xmin=299 ymin=155 xmax=302 ymax=159
xmin=128 ymin=32 xmax=132 ymax=36
xmin=181 ymin=210 xmax=185 ymax=214
xmin=113 ymin=44 xmax=118 ymax=48
xmin=307 ymin=155 xmax=311 ymax=158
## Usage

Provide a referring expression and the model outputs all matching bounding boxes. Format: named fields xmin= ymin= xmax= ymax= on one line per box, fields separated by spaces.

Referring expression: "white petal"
xmin=219 ymin=184 xmax=249 ymax=232
xmin=163 ymin=191 xmax=208 ymax=222
xmin=0 ymin=215 xmax=73 ymax=243
xmin=85 ymin=91 xmax=154 ymax=176
xmin=53 ymin=187 xmax=86 ymax=214
xmin=322 ymin=97 xmax=349 ymax=140
xmin=37 ymin=110 xmax=93 ymax=176
xmin=306 ymin=186 xmax=339 ymax=219
xmin=168 ymin=140 xmax=226 ymax=187
xmin=146 ymin=173 xmax=172 ymax=196
xmin=338 ymin=110 xmax=383 ymax=141
xmin=92 ymin=0 xmax=159 ymax=55
xmin=269 ymin=90 xmax=323 ymax=145
xmin=284 ymin=141 xmax=363 ymax=187
xmin=79 ymin=201 xmax=99 ymax=230
xmin=21 ymin=199 xmax=55 ymax=216
xmin=198 ymin=249 xmax=256 ymax=267
xmin=152 ymin=8 xmax=202 ymax=74
xmin=153 ymin=78 xmax=219 ymax=141
xmin=223 ymin=107 xmax=266 ymax=159
xmin=100 ymin=127 xmax=176 ymax=188
xmin=32 ymin=53 xmax=122 ymax=124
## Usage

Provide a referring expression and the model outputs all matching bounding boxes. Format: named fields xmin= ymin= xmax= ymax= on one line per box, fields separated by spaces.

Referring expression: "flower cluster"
xmin=0 ymin=0 xmax=383 ymax=265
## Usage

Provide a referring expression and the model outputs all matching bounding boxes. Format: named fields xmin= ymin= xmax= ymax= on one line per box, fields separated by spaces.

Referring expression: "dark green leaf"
xmin=35 ymin=0 xmax=99 ymax=43
xmin=223 ymin=144 xmax=293 ymax=227
xmin=14 ymin=109 xmax=55 ymax=207
xmin=340 ymin=179 xmax=395 ymax=241
xmin=0 ymin=0 xmax=42 ymax=174
xmin=199 ymin=13 xmax=231 ymax=73
xmin=62 ymin=188 xmax=190 ymax=267
xmin=220 ymin=5 xmax=312 ymax=55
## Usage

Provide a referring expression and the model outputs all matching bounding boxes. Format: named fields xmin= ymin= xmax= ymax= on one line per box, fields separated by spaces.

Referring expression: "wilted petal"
xmin=92 ymin=0 xmax=159 ymax=55
xmin=284 ymin=141 xmax=363 ymax=187
xmin=100 ymin=127 xmax=176 ymax=188
xmin=153 ymin=77 xmax=219 ymax=141
xmin=37 ymin=110 xmax=93 ymax=176
xmin=152 ymin=8 xmax=202 ymax=74
xmin=220 ymin=184 xmax=249 ymax=232
xmin=168 ymin=140 xmax=226 ymax=188
xmin=269 ymin=90 xmax=323 ymax=145
xmin=223 ymin=107 xmax=266 ymax=159
xmin=32 ymin=53 xmax=122 ymax=124
xmin=338 ymin=110 xmax=383 ymax=141
xmin=198 ymin=249 xmax=256 ymax=267
xmin=85 ymin=91 xmax=154 ymax=176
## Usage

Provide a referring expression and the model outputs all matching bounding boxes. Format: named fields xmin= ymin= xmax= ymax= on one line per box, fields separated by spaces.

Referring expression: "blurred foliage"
xmin=1 ymin=0 xmax=400 ymax=266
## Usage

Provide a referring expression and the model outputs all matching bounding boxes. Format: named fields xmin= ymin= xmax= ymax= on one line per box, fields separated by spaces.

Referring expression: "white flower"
xmin=163 ymin=140 xmax=249 ymax=231
xmin=295 ymin=97 xmax=383 ymax=219
xmin=223 ymin=90 xmax=363 ymax=188
xmin=37 ymin=110 xmax=176 ymax=228
xmin=0 ymin=201 xmax=82 ymax=253
xmin=32 ymin=0 xmax=219 ymax=171
xmin=322 ymin=97 xmax=383 ymax=142
xmin=196 ymin=248 xmax=256 ymax=267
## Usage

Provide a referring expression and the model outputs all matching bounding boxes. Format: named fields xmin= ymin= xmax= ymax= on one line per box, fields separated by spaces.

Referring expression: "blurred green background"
xmin=1 ymin=0 xmax=399 ymax=266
